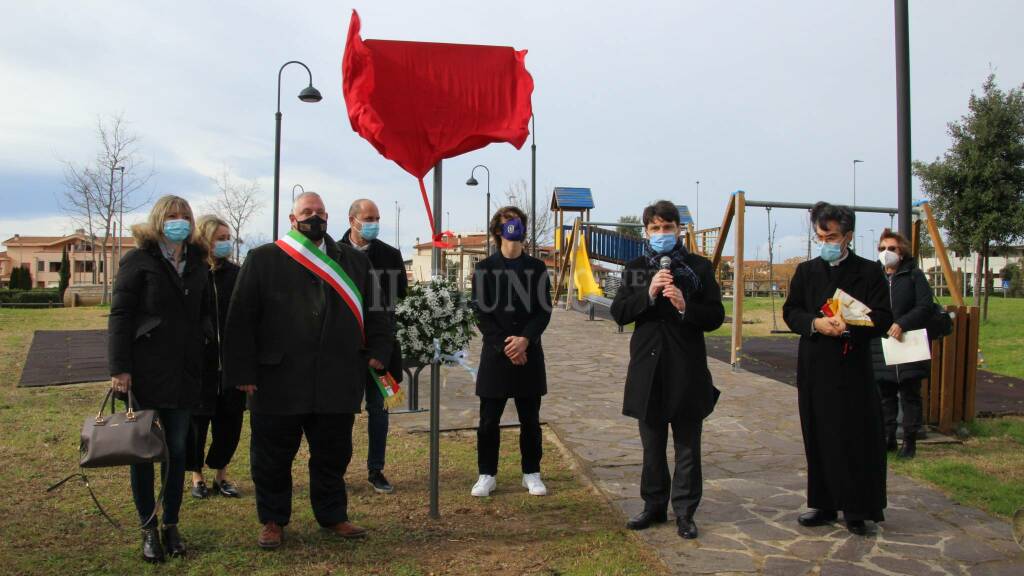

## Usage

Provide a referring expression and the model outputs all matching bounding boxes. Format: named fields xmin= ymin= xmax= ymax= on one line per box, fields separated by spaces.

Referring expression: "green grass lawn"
xmin=889 ymin=416 xmax=1024 ymax=518
xmin=0 ymin=308 xmax=665 ymax=575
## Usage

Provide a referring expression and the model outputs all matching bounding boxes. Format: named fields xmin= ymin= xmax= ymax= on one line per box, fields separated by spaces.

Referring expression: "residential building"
xmin=1 ymin=231 xmax=135 ymax=289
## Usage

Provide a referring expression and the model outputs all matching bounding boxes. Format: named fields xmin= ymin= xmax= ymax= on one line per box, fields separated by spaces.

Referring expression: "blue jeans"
xmin=365 ymin=376 xmax=388 ymax=471
xmin=130 ymin=408 xmax=190 ymax=527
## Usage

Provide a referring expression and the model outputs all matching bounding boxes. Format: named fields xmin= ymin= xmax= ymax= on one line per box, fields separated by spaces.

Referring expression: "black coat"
xmin=471 ymin=252 xmax=552 ymax=398
xmin=611 ymin=252 xmax=725 ymax=422
xmin=870 ymin=259 xmax=933 ymax=383
xmin=783 ymin=254 xmax=893 ymax=520
xmin=339 ymin=231 xmax=407 ymax=381
xmin=194 ymin=260 xmax=244 ymax=417
xmin=108 ymin=239 xmax=210 ymax=410
xmin=223 ymin=234 xmax=392 ymax=415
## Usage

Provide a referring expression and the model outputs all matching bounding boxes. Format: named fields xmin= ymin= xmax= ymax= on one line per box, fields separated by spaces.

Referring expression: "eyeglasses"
xmin=877 ymin=246 xmax=899 ymax=253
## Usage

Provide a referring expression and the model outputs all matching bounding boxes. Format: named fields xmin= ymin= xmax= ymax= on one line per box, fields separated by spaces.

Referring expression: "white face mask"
xmin=878 ymin=249 xmax=900 ymax=268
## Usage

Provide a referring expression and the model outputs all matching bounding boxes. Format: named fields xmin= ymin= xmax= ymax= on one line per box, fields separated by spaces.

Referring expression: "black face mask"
xmin=296 ymin=215 xmax=327 ymax=243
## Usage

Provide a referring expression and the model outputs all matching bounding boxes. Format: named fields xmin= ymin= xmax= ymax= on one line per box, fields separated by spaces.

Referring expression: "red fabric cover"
xmin=342 ymin=10 xmax=533 ymax=245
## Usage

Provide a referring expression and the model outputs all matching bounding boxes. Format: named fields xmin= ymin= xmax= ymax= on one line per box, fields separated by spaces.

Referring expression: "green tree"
xmin=914 ymin=74 xmax=1024 ymax=320
xmin=617 ymin=215 xmax=642 ymax=239
xmin=10 ymin=266 xmax=31 ymax=290
xmin=58 ymin=245 xmax=70 ymax=301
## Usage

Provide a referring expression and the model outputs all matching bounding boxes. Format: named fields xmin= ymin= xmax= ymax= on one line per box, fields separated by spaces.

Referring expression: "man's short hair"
xmin=642 ymin=200 xmax=680 ymax=226
xmin=292 ymin=191 xmax=323 ymax=213
xmin=349 ymin=198 xmax=375 ymax=218
xmin=810 ymin=201 xmax=855 ymax=235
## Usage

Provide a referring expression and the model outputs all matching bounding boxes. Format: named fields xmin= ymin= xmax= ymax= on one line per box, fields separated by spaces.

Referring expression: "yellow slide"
xmin=573 ymin=238 xmax=604 ymax=300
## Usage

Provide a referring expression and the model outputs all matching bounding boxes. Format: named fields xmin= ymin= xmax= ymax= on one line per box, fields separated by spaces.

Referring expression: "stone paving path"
xmin=392 ymin=308 xmax=1024 ymax=575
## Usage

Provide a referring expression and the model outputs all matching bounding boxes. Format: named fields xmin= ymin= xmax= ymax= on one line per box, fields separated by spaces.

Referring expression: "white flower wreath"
xmin=395 ymin=277 xmax=476 ymax=365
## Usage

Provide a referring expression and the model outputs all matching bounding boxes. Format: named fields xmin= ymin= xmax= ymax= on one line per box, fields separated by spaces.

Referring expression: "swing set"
xmin=706 ymin=191 xmax=978 ymax=432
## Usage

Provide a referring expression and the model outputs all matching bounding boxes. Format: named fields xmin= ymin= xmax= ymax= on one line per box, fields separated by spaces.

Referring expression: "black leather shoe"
xmin=191 ymin=481 xmax=209 ymax=499
xmin=161 ymin=525 xmax=186 ymax=558
xmin=213 ymin=480 xmax=241 ymax=497
xmin=625 ymin=509 xmax=667 ymax=530
xmin=141 ymin=527 xmax=165 ymax=563
xmin=677 ymin=517 xmax=698 ymax=539
xmin=897 ymin=437 xmax=917 ymax=459
xmin=368 ymin=470 xmax=394 ymax=494
xmin=846 ymin=519 xmax=868 ymax=535
xmin=797 ymin=509 xmax=838 ymax=527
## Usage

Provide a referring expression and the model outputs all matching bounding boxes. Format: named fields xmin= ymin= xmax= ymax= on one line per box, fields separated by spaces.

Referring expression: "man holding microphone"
xmin=611 ymin=200 xmax=724 ymax=540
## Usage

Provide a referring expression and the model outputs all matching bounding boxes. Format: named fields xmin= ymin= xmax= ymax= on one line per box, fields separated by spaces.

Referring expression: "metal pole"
xmin=485 ymin=168 xmax=491 ymax=256
xmin=530 ymin=114 xmax=536 ymax=256
xmin=695 ymin=180 xmax=700 ymax=231
xmin=895 ymin=0 xmax=912 ymax=235
xmin=395 ymin=201 xmax=401 ymax=247
xmin=273 ymin=111 xmax=282 ymax=240
xmin=429 ymin=160 xmax=443 ymax=519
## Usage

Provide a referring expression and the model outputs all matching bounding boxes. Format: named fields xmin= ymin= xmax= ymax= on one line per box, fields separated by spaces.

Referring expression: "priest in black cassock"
xmin=783 ymin=202 xmax=893 ymax=536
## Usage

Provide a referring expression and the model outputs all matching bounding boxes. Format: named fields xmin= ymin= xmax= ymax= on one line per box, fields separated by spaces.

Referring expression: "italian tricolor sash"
xmin=276 ymin=229 xmax=364 ymax=334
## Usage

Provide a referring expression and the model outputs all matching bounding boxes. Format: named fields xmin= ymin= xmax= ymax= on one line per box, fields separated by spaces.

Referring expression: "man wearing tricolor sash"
xmin=224 ymin=192 xmax=392 ymax=548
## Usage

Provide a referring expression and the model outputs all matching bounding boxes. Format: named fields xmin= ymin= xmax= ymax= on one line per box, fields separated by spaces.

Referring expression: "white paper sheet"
xmin=881 ymin=328 xmax=931 ymax=366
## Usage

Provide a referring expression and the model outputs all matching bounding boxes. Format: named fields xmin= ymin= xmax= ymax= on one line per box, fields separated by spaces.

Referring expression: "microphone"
xmin=659 ymin=256 xmax=671 ymax=270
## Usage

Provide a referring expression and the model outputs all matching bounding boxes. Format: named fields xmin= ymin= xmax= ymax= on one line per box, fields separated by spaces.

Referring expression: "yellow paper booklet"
xmin=823 ymin=288 xmax=874 ymax=327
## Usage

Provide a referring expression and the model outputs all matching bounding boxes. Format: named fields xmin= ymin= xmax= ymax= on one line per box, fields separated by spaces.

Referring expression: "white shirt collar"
xmin=830 ymin=249 xmax=850 ymax=267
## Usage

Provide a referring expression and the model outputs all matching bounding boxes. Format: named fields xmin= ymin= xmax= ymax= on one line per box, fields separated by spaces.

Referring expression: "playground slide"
xmin=573 ymin=237 xmax=604 ymax=300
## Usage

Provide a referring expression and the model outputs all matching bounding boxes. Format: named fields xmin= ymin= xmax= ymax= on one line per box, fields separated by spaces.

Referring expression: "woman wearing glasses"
xmin=870 ymin=229 xmax=933 ymax=459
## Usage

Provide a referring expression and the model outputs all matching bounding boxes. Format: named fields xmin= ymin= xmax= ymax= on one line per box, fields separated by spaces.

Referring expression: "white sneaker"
xmin=522 ymin=473 xmax=547 ymax=496
xmin=471 ymin=474 xmax=497 ymax=497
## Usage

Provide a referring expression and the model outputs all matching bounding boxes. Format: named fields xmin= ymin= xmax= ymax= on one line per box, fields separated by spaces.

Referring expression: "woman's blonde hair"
xmin=131 ymin=195 xmax=196 ymax=245
xmin=196 ymin=214 xmax=231 ymax=268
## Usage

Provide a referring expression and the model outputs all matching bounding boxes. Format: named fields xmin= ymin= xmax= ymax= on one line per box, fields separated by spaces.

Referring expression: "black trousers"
xmin=186 ymin=393 xmax=245 ymax=472
xmin=639 ymin=416 xmax=703 ymax=520
xmin=477 ymin=396 xmax=542 ymax=476
xmin=249 ymin=412 xmax=354 ymax=527
xmin=879 ymin=377 xmax=923 ymax=437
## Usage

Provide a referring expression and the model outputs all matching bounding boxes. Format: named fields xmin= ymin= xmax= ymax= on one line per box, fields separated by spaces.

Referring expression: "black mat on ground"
xmin=18 ymin=330 xmax=108 ymax=387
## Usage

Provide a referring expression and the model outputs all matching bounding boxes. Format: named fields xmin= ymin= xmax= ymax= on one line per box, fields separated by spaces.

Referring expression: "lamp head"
xmin=466 ymin=177 xmax=479 ymax=186
xmin=298 ymin=85 xmax=322 ymax=103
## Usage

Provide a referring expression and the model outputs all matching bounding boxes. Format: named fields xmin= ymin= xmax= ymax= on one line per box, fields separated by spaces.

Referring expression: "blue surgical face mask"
xmin=163 ymin=219 xmax=191 ymax=243
xmin=820 ymin=242 xmax=844 ymax=262
xmin=500 ymin=218 xmax=525 ymax=242
xmin=648 ymin=233 xmax=677 ymax=254
xmin=359 ymin=221 xmax=380 ymax=241
xmin=213 ymin=239 xmax=233 ymax=259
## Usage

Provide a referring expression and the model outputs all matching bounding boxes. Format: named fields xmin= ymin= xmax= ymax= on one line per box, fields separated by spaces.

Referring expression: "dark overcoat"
xmin=870 ymin=258 xmax=933 ymax=383
xmin=108 ymin=238 xmax=210 ymax=410
xmin=223 ymin=234 xmax=392 ymax=415
xmin=610 ymin=252 xmax=725 ymax=422
xmin=471 ymin=252 xmax=552 ymax=398
xmin=339 ymin=231 xmax=407 ymax=381
xmin=783 ymin=253 xmax=893 ymax=520
xmin=194 ymin=259 xmax=244 ymax=417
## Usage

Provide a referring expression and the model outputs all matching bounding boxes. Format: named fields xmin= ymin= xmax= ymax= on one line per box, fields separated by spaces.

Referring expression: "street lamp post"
xmin=273 ymin=61 xmax=322 ymax=240
xmin=116 ymin=166 xmax=124 ymax=276
xmin=466 ymin=165 xmax=491 ymax=255
xmin=852 ymin=159 xmax=864 ymax=208
xmin=291 ymin=183 xmax=305 ymax=203
xmin=695 ymin=180 xmax=701 ymax=231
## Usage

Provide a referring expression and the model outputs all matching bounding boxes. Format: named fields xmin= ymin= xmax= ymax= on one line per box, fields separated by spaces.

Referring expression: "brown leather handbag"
xmin=49 ymin=388 xmax=169 ymax=527
xmin=80 ymin=388 xmax=167 ymax=467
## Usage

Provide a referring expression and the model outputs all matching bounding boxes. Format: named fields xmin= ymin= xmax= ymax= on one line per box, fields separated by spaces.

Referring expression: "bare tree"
xmin=206 ymin=166 xmax=264 ymax=261
xmin=501 ymin=179 xmax=553 ymax=250
xmin=60 ymin=114 xmax=152 ymax=302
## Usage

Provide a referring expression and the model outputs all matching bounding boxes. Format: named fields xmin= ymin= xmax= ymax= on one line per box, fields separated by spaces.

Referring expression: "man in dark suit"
xmin=783 ymin=202 xmax=892 ymax=536
xmin=340 ymin=198 xmax=407 ymax=495
xmin=224 ymin=192 xmax=392 ymax=548
xmin=611 ymin=200 xmax=725 ymax=540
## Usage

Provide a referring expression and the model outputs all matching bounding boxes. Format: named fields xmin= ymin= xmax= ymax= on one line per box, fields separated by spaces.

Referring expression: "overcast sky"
xmin=2 ymin=0 xmax=1022 ymax=260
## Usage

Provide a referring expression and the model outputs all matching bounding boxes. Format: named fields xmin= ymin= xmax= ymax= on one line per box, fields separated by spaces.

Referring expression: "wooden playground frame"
xmin=707 ymin=191 xmax=978 ymax=432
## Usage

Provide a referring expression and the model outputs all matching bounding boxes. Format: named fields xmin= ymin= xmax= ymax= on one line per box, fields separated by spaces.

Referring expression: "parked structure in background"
xmin=0 ymin=230 xmax=134 ymax=289
xmin=919 ymin=245 xmax=1024 ymax=297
